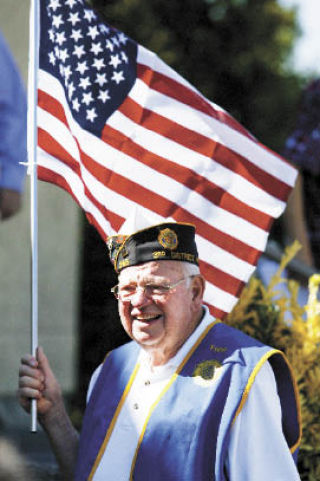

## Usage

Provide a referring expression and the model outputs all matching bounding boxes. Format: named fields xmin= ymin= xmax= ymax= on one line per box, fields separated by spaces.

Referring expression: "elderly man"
xmin=18 ymin=221 xmax=301 ymax=480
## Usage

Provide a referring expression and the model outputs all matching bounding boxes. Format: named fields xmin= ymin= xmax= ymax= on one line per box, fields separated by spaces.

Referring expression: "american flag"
xmin=36 ymin=0 xmax=297 ymax=319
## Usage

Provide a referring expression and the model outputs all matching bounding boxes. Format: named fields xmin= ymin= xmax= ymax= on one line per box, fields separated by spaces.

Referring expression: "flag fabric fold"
xmin=35 ymin=0 xmax=297 ymax=318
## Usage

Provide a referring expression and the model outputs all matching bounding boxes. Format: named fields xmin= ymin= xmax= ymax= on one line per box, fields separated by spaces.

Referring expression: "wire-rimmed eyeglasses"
xmin=111 ymin=276 xmax=195 ymax=301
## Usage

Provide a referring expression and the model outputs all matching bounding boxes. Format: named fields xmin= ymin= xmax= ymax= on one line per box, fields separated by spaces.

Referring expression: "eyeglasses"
xmin=111 ymin=276 xmax=195 ymax=301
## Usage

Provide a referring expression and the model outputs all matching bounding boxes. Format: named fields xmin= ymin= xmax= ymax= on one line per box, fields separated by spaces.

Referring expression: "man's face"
xmin=117 ymin=261 xmax=204 ymax=363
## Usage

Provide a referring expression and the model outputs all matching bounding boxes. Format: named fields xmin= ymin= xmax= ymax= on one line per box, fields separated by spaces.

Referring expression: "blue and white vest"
xmin=75 ymin=321 xmax=301 ymax=481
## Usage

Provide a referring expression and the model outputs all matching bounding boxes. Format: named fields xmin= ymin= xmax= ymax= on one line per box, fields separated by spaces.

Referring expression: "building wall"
xmin=0 ymin=0 xmax=80 ymax=395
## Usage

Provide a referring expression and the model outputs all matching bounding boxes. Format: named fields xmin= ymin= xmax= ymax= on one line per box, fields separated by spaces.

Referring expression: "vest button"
xmin=133 ymin=403 xmax=139 ymax=410
xmin=144 ymin=380 xmax=151 ymax=386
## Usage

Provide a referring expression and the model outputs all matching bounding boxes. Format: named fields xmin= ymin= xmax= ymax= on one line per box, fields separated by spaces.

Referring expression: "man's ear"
xmin=191 ymin=275 xmax=206 ymax=305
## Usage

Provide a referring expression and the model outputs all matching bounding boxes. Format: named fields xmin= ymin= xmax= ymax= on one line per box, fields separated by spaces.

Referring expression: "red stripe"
xmin=80 ymin=148 xmax=261 ymax=266
xmin=38 ymin=89 xmax=69 ymax=127
xmin=205 ymin=302 xmax=227 ymax=320
xmin=102 ymin=125 xmax=272 ymax=231
xmin=199 ymin=260 xmax=245 ymax=298
xmin=38 ymin=128 xmax=80 ymax=175
xmin=137 ymin=63 xmax=254 ymax=140
xmin=120 ymin=96 xmax=291 ymax=201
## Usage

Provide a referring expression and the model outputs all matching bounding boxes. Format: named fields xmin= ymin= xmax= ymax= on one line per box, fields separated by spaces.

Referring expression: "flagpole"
xmin=28 ymin=0 xmax=40 ymax=433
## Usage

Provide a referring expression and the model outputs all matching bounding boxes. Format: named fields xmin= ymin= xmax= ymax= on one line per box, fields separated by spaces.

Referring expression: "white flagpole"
xmin=27 ymin=0 xmax=40 ymax=433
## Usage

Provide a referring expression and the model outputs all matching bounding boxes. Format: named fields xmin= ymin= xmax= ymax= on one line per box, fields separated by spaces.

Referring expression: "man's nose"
xmin=130 ymin=287 xmax=151 ymax=306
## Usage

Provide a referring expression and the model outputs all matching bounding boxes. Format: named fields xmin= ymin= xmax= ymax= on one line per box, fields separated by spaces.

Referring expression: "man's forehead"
xmin=119 ymin=260 xmax=183 ymax=281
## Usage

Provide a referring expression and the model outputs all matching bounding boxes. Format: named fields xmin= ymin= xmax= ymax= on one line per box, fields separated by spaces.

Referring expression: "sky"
xmin=279 ymin=0 xmax=320 ymax=75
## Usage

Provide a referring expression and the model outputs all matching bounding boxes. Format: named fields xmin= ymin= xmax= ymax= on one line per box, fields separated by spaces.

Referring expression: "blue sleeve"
xmin=0 ymin=31 xmax=27 ymax=192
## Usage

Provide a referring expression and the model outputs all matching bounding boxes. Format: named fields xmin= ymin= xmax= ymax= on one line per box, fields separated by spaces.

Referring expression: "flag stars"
xmin=112 ymin=70 xmax=124 ymax=84
xmin=68 ymin=82 xmax=76 ymax=100
xmin=76 ymin=60 xmax=89 ymax=75
xmin=82 ymin=91 xmax=94 ymax=106
xmin=48 ymin=0 xmax=61 ymax=12
xmin=71 ymin=29 xmax=83 ymax=42
xmin=72 ymin=97 xmax=81 ymax=112
xmin=121 ymin=51 xmax=128 ymax=64
xmin=48 ymin=51 xmax=56 ymax=65
xmin=73 ymin=44 xmax=85 ymax=59
xmin=86 ymin=107 xmax=98 ymax=122
xmin=66 ymin=0 xmax=77 ymax=8
xmin=95 ymin=72 xmax=107 ymax=87
xmin=48 ymin=29 xmax=55 ymax=42
xmin=118 ymin=33 xmax=128 ymax=45
xmin=79 ymin=76 xmax=91 ymax=90
xmin=84 ymin=9 xmax=97 ymax=22
xmin=64 ymin=65 xmax=72 ymax=81
xmin=98 ymin=89 xmax=110 ymax=103
xmin=99 ymin=24 xmax=110 ymax=34
xmin=56 ymin=31 xmax=66 ymax=46
xmin=87 ymin=25 xmax=100 ymax=40
xmin=59 ymin=48 xmax=70 ymax=63
xmin=52 ymin=14 xmax=64 ymax=29
xmin=106 ymin=39 xmax=114 ymax=52
xmin=90 ymin=42 xmax=103 ymax=56
xmin=68 ymin=11 xmax=81 ymax=27
xmin=109 ymin=54 xmax=121 ymax=69
xmin=92 ymin=57 xmax=105 ymax=71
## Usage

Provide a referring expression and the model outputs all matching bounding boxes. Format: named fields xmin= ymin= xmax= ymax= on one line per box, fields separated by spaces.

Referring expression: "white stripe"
xmin=37 ymin=147 xmax=112 ymax=237
xmin=38 ymin=107 xmax=80 ymax=162
xmin=38 ymin=75 xmax=270 ymax=250
xmin=203 ymin=281 xmax=238 ymax=313
xmin=136 ymin=49 xmax=297 ymax=186
xmin=107 ymin=108 xmax=285 ymax=219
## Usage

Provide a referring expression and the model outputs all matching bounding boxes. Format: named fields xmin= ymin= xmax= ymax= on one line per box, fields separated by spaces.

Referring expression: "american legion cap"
xmin=107 ymin=222 xmax=199 ymax=273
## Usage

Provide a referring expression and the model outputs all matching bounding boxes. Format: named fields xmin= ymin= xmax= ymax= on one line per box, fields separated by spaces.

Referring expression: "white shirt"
xmin=87 ymin=309 xmax=300 ymax=480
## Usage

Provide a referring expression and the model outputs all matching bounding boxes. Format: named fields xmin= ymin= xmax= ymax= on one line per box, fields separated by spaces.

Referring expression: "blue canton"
xmin=40 ymin=0 xmax=137 ymax=136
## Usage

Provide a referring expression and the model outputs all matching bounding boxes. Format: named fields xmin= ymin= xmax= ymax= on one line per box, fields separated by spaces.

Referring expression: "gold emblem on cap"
xmin=158 ymin=228 xmax=178 ymax=250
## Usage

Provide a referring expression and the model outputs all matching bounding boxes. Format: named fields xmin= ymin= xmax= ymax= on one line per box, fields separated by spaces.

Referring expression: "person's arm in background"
xmin=283 ymin=173 xmax=314 ymax=267
xmin=18 ymin=347 xmax=79 ymax=480
xmin=0 ymin=31 xmax=27 ymax=220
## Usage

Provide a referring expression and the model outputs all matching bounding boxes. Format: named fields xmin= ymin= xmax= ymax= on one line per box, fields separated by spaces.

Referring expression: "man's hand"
xmin=18 ymin=347 xmax=79 ymax=479
xmin=0 ymin=188 xmax=22 ymax=220
xmin=18 ymin=347 xmax=63 ymax=422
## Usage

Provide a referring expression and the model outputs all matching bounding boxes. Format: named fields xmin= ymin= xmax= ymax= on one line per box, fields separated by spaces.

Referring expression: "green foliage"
xmin=92 ymin=0 xmax=305 ymax=151
xmin=227 ymin=243 xmax=320 ymax=480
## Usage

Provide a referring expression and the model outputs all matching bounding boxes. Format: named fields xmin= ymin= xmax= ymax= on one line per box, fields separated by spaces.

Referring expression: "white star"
xmin=92 ymin=57 xmax=105 ymax=71
xmin=76 ymin=61 xmax=89 ymax=75
xmin=112 ymin=36 xmax=120 ymax=48
xmin=59 ymin=64 xmax=65 ymax=77
xmin=72 ymin=97 xmax=81 ymax=112
xmin=109 ymin=54 xmax=121 ymax=69
xmin=86 ymin=107 xmax=97 ymax=122
xmin=79 ymin=76 xmax=91 ymax=90
xmin=87 ymin=25 xmax=100 ymax=40
xmin=99 ymin=24 xmax=110 ymax=34
xmin=48 ymin=29 xmax=55 ymax=42
xmin=73 ymin=44 xmax=85 ymax=59
xmin=68 ymin=82 xmax=75 ymax=99
xmin=106 ymin=39 xmax=114 ymax=52
xmin=90 ymin=42 xmax=103 ymax=56
xmin=84 ymin=9 xmax=97 ymax=22
xmin=48 ymin=0 xmax=61 ymax=12
xmin=48 ymin=51 xmax=56 ymax=66
xmin=68 ymin=11 xmax=80 ymax=26
xmin=59 ymin=48 xmax=69 ymax=63
xmin=54 ymin=45 xmax=60 ymax=58
xmin=95 ymin=72 xmax=107 ymax=87
xmin=121 ymin=51 xmax=128 ymax=64
xmin=98 ymin=89 xmax=110 ymax=103
xmin=56 ymin=31 xmax=66 ymax=46
xmin=64 ymin=65 xmax=72 ymax=81
xmin=66 ymin=0 xmax=77 ymax=8
xmin=111 ymin=70 xmax=124 ymax=84
xmin=52 ymin=14 xmax=64 ymax=29
xmin=118 ymin=33 xmax=128 ymax=45
xmin=71 ymin=29 xmax=83 ymax=42
xmin=82 ymin=91 xmax=94 ymax=106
